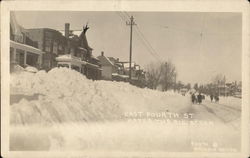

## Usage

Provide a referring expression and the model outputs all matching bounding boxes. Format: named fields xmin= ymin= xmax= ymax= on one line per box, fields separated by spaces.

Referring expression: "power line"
xmin=160 ymin=24 xmax=240 ymax=36
xmin=123 ymin=11 xmax=130 ymax=19
xmin=134 ymin=25 xmax=162 ymax=61
xmin=123 ymin=12 xmax=161 ymax=61
xmin=135 ymin=30 xmax=161 ymax=62
xmin=116 ymin=12 xmax=161 ymax=62
xmin=116 ymin=11 xmax=128 ymax=23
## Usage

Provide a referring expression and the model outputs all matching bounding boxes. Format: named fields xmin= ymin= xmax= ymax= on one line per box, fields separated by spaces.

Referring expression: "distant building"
xmin=213 ymin=81 xmax=242 ymax=98
xmin=10 ymin=12 xmax=45 ymax=71
xmin=97 ymin=53 xmax=146 ymax=87
xmin=97 ymin=51 xmax=116 ymax=80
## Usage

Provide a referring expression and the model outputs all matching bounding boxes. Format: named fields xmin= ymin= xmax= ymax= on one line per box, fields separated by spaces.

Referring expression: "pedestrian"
xmin=210 ymin=94 xmax=214 ymax=102
xmin=197 ymin=93 xmax=203 ymax=104
xmin=202 ymin=95 xmax=205 ymax=100
xmin=215 ymin=95 xmax=219 ymax=103
xmin=191 ymin=93 xmax=196 ymax=104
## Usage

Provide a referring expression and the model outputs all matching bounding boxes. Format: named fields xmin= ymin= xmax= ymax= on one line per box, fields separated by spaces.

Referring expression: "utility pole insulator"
xmin=126 ymin=16 xmax=136 ymax=81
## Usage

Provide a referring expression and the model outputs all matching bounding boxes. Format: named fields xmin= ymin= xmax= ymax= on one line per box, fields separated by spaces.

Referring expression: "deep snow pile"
xmin=9 ymin=68 xmax=241 ymax=152
xmin=10 ymin=68 xmax=190 ymax=125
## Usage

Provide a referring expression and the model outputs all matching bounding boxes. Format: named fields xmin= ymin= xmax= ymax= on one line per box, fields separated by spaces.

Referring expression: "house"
xmin=57 ymin=23 xmax=102 ymax=80
xmin=10 ymin=12 xmax=45 ymax=72
xmin=97 ymin=51 xmax=116 ymax=80
xmin=77 ymin=26 xmax=102 ymax=80
xmin=27 ymin=23 xmax=102 ymax=80
xmin=27 ymin=27 xmax=68 ymax=71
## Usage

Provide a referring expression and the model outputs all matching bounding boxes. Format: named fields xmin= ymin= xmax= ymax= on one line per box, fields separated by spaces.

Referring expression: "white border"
xmin=1 ymin=0 xmax=249 ymax=158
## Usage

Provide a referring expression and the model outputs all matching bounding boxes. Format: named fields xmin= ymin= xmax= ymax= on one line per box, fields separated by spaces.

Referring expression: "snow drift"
xmin=9 ymin=68 xmax=241 ymax=152
xmin=10 ymin=67 xmax=190 ymax=125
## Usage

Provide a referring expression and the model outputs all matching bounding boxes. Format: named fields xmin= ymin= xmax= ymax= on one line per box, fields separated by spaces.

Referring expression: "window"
xmin=10 ymin=47 xmax=14 ymax=63
xmin=70 ymin=47 xmax=75 ymax=55
xmin=58 ymin=44 xmax=63 ymax=51
xmin=14 ymin=34 xmax=24 ymax=43
xmin=16 ymin=49 xmax=25 ymax=66
xmin=53 ymin=41 xmax=58 ymax=54
xmin=44 ymin=31 xmax=53 ymax=52
xmin=26 ymin=52 xmax=38 ymax=67
xmin=45 ymin=40 xmax=52 ymax=52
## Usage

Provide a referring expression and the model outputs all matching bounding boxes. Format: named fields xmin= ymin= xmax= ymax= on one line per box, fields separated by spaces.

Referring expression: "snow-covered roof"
xmin=112 ymin=73 xmax=129 ymax=78
xmin=123 ymin=62 xmax=135 ymax=68
xmin=59 ymin=30 xmax=83 ymax=37
xmin=91 ymin=55 xmax=100 ymax=61
xmin=97 ymin=56 xmax=114 ymax=66
xmin=86 ymin=62 xmax=100 ymax=68
xmin=120 ymin=75 xmax=129 ymax=78
xmin=135 ymin=65 xmax=140 ymax=70
xmin=78 ymin=47 xmax=87 ymax=52
xmin=105 ymin=56 xmax=114 ymax=66
xmin=10 ymin=40 xmax=45 ymax=55
xmin=25 ymin=66 xmax=38 ymax=73
xmin=56 ymin=54 xmax=87 ymax=65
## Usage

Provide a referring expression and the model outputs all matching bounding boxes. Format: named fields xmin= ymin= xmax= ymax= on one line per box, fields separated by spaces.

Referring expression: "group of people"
xmin=210 ymin=94 xmax=219 ymax=102
xmin=191 ymin=92 xmax=205 ymax=104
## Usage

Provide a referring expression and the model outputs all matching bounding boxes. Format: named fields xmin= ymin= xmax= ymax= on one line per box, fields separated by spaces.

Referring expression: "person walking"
xmin=197 ymin=93 xmax=203 ymax=104
xmin=215 ymin=95 xmax=219 ymax=103
xmin=191 ymin=93 xmax=196 ymax=104
xmin=210 ymin=94 xmax=214 ymax=102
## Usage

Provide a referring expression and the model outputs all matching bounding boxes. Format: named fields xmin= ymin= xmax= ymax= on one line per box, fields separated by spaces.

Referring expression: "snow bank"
xmin=25 ymin=66 xmax=38 ymax=73
xmin=10 ymin=122 xmax=240 ymax=151
xmin=10 ymin=68 xmax=190 ymax=125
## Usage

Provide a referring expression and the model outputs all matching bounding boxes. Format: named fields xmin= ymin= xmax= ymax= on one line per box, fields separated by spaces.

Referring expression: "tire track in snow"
xmin=199 ymin=101 xmax=241 ymax=130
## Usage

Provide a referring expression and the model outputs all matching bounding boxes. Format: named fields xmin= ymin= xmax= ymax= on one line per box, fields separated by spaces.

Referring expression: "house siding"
xmin=101 ymin=66 xmax=112 ymax=80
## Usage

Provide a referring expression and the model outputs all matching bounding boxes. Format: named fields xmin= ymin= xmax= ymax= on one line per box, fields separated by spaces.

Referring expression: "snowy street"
xmin=187 ymin=98 xmax=241 ymax=129
xmin=9 ymin=68 xmax=241 ymax=152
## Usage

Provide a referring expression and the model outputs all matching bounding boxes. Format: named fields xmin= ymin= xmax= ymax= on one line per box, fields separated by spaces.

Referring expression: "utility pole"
xmin=126 ymin=16 xmax=136 ymax=81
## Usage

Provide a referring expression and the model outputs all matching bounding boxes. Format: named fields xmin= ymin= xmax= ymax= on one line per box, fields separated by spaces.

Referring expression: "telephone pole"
xmin=126 ymin=16 xmax=136 ymax=81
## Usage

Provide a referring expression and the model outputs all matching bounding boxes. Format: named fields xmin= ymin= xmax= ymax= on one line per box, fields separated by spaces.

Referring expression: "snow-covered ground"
xmin=9 ymin=68 xmax=242 ymax=152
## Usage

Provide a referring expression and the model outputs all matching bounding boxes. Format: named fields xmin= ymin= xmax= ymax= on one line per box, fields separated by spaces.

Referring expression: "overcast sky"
xmin=14 ymin=11 xmax=242 ymax=85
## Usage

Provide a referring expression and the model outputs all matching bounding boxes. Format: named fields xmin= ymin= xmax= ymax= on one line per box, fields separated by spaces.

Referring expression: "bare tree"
xmin=146 ymin=61 xmax=177 ymax=91
xmin=212 ymin=73 xmax=226 ymax=85
xmin=145 ymin=62 xmax=162 ymax=89
xmin=159 ymin=61 xmax=177 ymax=91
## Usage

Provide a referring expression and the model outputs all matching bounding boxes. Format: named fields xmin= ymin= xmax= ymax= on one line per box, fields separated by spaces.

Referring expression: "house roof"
xmin=97 ymin=55 xmax=114 ymax=66
xmin=59 ymin=30 xmax=82 ymax=37
xmin=79 ymin=31 xmax=93 ymax=51
xmin=107 ymin=57 xmax=118 ymax=64
xmin=58 ymin=29 xmax=93 ymax=51
xmin=123 ymin=62 xmax=135 ymax=68
xmin=10 ymin=12 xmax=22 ymax=37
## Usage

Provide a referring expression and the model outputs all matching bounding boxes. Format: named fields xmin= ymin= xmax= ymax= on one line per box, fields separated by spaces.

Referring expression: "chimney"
xmin=101 ymin=51 xmax=104 ymax=56
xmin=117 ymin=58 xmax=119 ymax=62
xmin=65 ymin=23 xmax=70 ymax=38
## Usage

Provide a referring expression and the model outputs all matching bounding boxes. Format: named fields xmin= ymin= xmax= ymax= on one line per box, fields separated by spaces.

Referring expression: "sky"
xmin=14 ymin=11 xmax=242 ymax=85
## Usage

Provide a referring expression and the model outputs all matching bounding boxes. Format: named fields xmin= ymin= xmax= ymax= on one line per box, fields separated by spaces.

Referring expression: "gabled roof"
xmin=107 ymin=57 xmax=117 ymax=64
xmin=79 ymin=31 xmax=93 ymax=51
xmin=97 ymin=55 xmax=114 ymax=66
xmin=10 ymin=12 xmax=22 ymax=37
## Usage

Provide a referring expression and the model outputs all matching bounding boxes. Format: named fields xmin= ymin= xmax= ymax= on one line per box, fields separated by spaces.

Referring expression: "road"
xmin=183 ymin=98 xmax=242 ymax=152
xmin=9 ymin=93 xmax=242 ymax=152
xmin=189 ymin=98 xmax=241 ymax=129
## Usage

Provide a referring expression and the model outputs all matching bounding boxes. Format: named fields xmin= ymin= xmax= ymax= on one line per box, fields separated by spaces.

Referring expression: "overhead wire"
xmin=121 ymin=11 xmax=162 ymax=62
